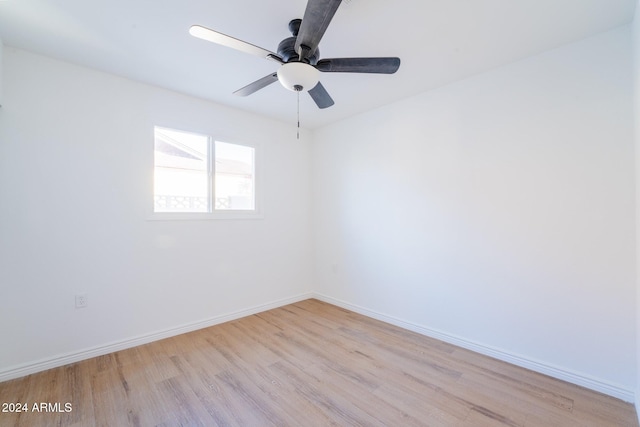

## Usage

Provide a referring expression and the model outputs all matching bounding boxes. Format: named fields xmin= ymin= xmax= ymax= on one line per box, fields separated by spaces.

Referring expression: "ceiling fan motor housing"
xmin=275 ymin=19 xmax=320 ymax=93
xmin=277 ymin=36 xmax=319 ymax=64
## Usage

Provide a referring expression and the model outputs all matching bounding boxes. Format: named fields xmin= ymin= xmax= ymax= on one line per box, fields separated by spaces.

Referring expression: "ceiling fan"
xmin=189 ymin=0 xmax=401 ymax=109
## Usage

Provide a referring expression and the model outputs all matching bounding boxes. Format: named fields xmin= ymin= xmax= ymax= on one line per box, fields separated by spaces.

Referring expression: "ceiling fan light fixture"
xmin=277 ymin=62 xmax=319 ymax=92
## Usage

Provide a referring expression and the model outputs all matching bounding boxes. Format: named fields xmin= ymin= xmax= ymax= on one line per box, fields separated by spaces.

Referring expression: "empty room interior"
xmin=2 ymin=0 xmax=640 ymax=425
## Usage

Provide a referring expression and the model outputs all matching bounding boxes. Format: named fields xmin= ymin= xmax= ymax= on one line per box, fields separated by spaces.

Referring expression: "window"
xmin=153 ymin=126 xmax=257 ymax=217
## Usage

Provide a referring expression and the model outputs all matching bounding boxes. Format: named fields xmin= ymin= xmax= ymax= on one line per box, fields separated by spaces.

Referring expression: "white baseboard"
xmin=312 ymin=293 xmax=635 ymax=403
xmin=0 ymin=292 xmax=314 ymax=383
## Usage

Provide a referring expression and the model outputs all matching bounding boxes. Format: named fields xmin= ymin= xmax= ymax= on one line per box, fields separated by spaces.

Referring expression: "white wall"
xmin=312 ymin=27 xmax=635 ymax=399
xmin=633 ymin=0 xmax=640 ymax=417
xmin=0 ymin=48 xmax=313 ymax=377
xmin=0 ymin=39 xmax=3 ymax=107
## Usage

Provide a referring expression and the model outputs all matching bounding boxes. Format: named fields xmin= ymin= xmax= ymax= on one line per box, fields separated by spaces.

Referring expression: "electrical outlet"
xmin=75 ymin=293 xmax=88 ymax=309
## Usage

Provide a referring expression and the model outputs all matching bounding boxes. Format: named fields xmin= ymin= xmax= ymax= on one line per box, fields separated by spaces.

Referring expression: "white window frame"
xmin=149 ymin=126 xmax=262 ymax=221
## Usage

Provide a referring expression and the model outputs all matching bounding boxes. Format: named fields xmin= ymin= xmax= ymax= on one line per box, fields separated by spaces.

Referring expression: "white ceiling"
xmin=0 ymin=0 xmax=636 ymax=129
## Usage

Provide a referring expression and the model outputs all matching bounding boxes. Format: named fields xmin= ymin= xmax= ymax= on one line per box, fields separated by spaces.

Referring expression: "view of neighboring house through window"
xmin=214 ymin=141 xmax=255 ymax=210
xmin=154 ymin=127 xmax=255 ymax=213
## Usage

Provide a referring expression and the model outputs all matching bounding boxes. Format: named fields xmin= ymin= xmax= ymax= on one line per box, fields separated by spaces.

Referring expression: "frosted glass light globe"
xmin=277 ymin=62 xmax=320 ymax=92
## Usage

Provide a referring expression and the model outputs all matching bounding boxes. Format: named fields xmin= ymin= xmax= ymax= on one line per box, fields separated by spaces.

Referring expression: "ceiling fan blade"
xmin=308 ymin=82 xmax=335 ymax=109
xmin=233 ymin=73 xmax=279 ymax=97
xmin=295 ymin=0 xmax=342 ymax=61
xmin=190 ymin=25 xmax=283 ymax=63
xmin=316 ymin=57 xmax=401 ymax=74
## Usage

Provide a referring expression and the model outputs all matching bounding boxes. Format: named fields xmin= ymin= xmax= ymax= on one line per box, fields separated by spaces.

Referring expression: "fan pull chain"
xmin=297 ymin=90 xmax=300 ymax=140
xmin=294 ymin=85 xmax=302 ymax=140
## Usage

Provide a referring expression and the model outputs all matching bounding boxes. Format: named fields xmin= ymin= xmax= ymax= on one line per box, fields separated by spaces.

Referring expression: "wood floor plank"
xmin=0 ymin=299 xmax=637 ymax=426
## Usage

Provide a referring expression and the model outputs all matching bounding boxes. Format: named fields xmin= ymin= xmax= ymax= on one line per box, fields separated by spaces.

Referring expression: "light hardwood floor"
xmin=0 ymin=299 xmax=637 ymax=426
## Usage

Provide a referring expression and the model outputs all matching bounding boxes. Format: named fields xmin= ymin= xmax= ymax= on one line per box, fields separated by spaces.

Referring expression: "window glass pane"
xmin=214 ymin=141 xmax=255 ymax=210
xmin=154 ymin=127 xmax=209 ymax=212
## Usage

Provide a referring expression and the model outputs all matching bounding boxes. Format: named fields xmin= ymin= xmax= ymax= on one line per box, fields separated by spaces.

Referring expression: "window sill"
xmin=147 ymin=211 xmax=264 ymax=221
